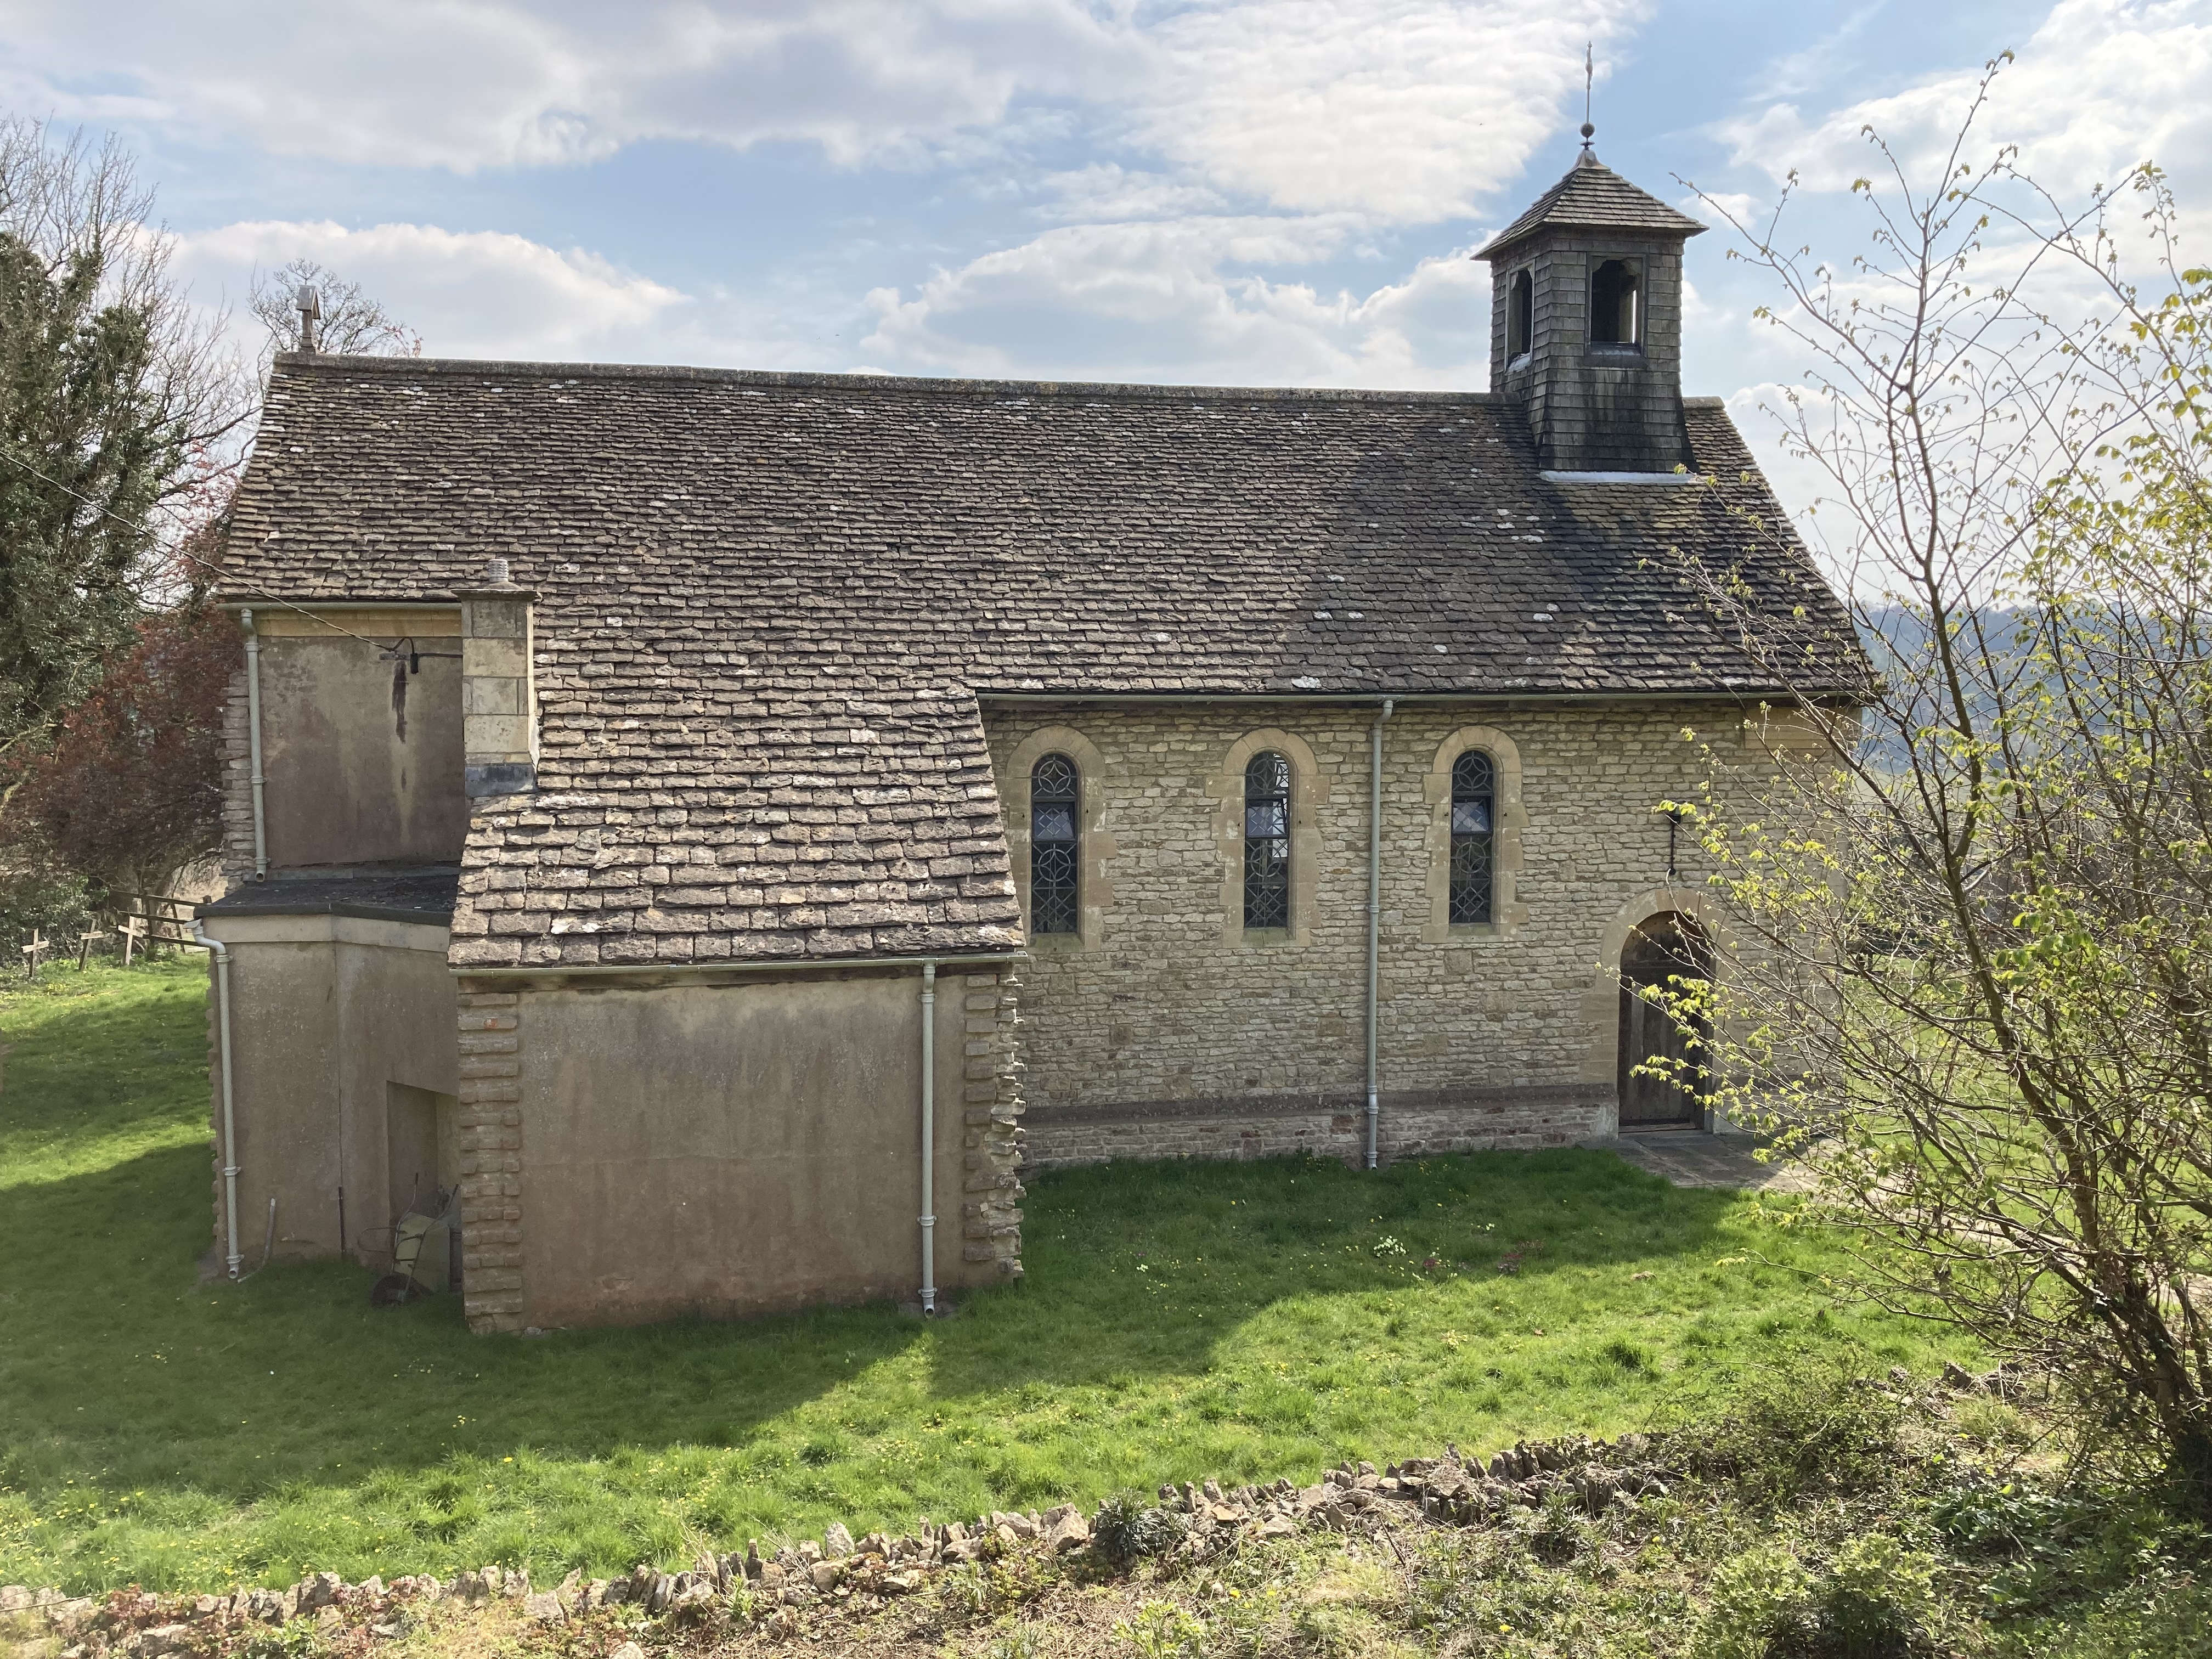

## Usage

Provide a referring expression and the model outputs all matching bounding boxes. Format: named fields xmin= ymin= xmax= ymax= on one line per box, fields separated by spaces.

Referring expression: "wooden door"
xmin=1617 ymin=916 xmax=1708 ymax=1127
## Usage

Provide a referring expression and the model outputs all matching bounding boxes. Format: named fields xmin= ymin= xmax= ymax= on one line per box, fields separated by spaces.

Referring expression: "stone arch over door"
xmin=1615 ymin=912 xmax=1712 ymax=1127
xmin=1003 ymin=725 xmax=1116 ymax=950
xmin=1578 ymin=883 xmax=1726 ymax=1128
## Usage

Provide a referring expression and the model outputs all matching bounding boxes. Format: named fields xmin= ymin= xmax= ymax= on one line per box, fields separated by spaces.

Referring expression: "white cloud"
xmin=860 ymin=216 xmax=1492 ymax=387
xmin=0 ymin=0 xmax=1138 ymax=173
xmin=1718 ymin=0 xmax=2212 ymax=199
xmin=1035 ymin=163 xmax=1230 ymax=223
xmin=172 ymin=221 xmax=685 ymax=359
xmin=1139 ymin=0 xmax=1648 ymax=221
xmin=1 ymin=0 xmax=1643 ymax=226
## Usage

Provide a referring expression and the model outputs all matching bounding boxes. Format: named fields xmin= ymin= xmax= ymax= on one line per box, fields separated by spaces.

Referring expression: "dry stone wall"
xmin=986 ymin=700 xmax=1780 ymax=1167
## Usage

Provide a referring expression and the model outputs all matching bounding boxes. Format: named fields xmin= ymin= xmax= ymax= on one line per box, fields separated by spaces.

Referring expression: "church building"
xmin=199 ymin=149 xmax=1857 ymax=1333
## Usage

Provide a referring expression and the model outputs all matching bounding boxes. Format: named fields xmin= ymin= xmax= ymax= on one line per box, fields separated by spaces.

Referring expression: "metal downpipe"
xmin=1366 ymin=697 xmax=1395 ymax=1169
xmin=193 ymin=918 xmax=243 ymax=1278
xmin=242 ymin=608 xmax=267 ymax=880
xmin=919 ymin=961 xmax=938 ymax=1315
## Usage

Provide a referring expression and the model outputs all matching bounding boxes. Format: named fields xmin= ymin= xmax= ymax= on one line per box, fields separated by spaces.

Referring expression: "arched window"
xmin=1590 ymin=258 xmax=1642 ymax=345
xmin=1243 ymin=751 xmax=1292 ymax=930
xmin=1508 ymin=268 xmax=1533 ymax=359
xmin=1029 ymin=753 xmax=1080 ymax=935
xmin=1449 ymin=750 xmax=1495 ymax=924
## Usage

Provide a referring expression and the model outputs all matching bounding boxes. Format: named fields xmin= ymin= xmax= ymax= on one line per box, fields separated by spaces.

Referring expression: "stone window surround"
xmin=1421 ymin=724 xmax=1528 ymax=944
xmin=1003 ymin=725 xmax=1116 ymax=951
xmin=1211 ymin=727 xmax=1324 ymax=947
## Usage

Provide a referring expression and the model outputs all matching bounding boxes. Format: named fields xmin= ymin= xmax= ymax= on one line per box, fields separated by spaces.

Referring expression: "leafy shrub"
xmin=1664 ymin=1357 xmax=1910 ymax=1502
xmin=1113 ymin=1600 xmax=1209 ymax=1658
xmin=1528 ymin=1485 xmax=1584 ymax=1565
xmin=0 ymin=869 xmax=91 ymax=961
xmin=1091 ymin=1492 xmax=1188 ymax=1566
xmin=1811 ymin=1534 xmax=1937 ymax=1656
xmin=1699 ymin=1536 xmax=1938 ymax=1658
xmin=2009 ymin=1567 xmax=2212 ymax=1658
xmin=1700 ymin=1543 xmax=1818 ymax=1658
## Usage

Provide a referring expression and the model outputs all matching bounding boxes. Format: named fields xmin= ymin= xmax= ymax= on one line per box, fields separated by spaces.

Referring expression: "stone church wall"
xmin=985 ymin=700 xmax=1786 ymax=1169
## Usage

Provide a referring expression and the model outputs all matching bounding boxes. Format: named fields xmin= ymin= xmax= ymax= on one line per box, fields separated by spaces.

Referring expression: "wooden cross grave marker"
xmin=119 ymin=916 xmax=145 ymax=966
xmin=76 ymin=929 xmax=105 ymax=969
xmin=20 ymin=930 xmax=48 ymax=979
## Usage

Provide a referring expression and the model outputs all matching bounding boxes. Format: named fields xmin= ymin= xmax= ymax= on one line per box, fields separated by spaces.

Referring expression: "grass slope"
xmin=0 ymin=957 xmax=1960 ymax=1595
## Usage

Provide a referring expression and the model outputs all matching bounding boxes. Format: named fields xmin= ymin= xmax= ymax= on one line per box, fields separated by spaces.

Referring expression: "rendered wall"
xmin=242 ymin=611 xmax=467 ymax=872
xmin=455 ymin=967 xmax=1025 ymax=1333
xmin=204 ymin=915 xmax=460 ymax=1268
xmin=988 ymin=701 xmax=1790 ymax=1165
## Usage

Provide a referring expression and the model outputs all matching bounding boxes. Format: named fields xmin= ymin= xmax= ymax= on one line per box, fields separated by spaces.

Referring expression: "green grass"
xmin=0 ymin=956 xmax=1961 ymax=1596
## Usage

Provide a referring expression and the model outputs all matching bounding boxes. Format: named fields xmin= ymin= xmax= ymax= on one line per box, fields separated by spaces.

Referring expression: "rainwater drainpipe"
xmin=192 ymin=917 xmax=243 ymax=1278
xmin=241 ymin=608 xmax=267 ymax=880
xmin=1366 ymin=697 xmax=1395 ymax=1170
xmin=919 ymin=961 xmax=938 ymax=1316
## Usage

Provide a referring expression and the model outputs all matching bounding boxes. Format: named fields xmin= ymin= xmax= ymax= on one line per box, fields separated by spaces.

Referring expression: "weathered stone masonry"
xmin=990 ymin=700 xmax=1773 ymax=1169
xmin=962 ymin=970 xmax=1027 ymax=1274
xmin=456 ymin=991 xmax=526 ymax=1332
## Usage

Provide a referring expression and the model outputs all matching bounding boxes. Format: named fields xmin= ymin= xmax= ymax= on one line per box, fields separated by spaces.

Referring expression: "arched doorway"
xmin=1617 ymin=912 xmax=1710 ymax=1128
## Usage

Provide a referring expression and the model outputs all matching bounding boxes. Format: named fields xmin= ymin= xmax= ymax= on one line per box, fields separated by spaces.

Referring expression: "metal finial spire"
xmin=1580 ymin=42 xmax=1596 ymax=151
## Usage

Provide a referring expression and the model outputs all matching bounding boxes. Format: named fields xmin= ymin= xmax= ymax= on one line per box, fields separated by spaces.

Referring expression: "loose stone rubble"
xmin=0 ymin=1434 xmax=1674 ymax=1652
xmin=0 ymin=1372 xmax=1997 ymax=1654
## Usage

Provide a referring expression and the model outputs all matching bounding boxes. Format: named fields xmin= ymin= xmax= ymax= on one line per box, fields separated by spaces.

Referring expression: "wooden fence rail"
xmin=21 ymin=894 xmax=204 ymax=977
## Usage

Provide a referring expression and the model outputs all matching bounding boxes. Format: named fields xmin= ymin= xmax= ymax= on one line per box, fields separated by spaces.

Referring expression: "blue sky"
xmin=4 ymin=0 xmax=2205 ymax=442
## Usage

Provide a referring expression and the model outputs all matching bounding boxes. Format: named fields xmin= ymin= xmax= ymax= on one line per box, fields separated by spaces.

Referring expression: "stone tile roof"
xmin=221 ymin=356 xmax=1857 ymax=968
xmin=1475 ymin=154 xmax=1707 ymax=258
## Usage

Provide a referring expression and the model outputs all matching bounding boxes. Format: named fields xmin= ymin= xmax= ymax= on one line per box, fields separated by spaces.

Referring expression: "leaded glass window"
xmin=1030 ymin=753 xmax=1080 ymax=935
xmin=1449 ymin=749 xmax=1495 ymax=924
xmin=1243 ymin=751 xmax=1291 ymax=930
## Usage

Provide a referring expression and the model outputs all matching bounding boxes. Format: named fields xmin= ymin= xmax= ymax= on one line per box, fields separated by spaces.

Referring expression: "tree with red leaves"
xmin=5 ymin=605 xmax=235 ymax=903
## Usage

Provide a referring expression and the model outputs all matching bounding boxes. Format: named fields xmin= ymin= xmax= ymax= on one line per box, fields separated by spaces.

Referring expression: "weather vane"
xmin=1581 ymin=42 xmax=1596 ymax=152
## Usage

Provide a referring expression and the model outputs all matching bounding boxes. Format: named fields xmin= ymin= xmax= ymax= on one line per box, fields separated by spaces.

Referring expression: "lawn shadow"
xmin=1 ymin=1136 xmax=1754 ymax=1503
xmin=921 ymin=1147 xmax=1750 ymax=1399
xmin=0 ymin=1142 xmax=933 ymax=1500
xmin=0 ymin=955 xmax=1764 ymax=1504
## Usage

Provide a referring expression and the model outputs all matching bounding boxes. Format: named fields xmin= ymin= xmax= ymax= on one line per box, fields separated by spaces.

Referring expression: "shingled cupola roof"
xmin=1475 ymin=151 xmax=1707 ymax=260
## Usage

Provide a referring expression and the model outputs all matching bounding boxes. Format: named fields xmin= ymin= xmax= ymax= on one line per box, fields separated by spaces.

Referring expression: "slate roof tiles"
xmin=222 ymin=355 xmax=1857 ymax=968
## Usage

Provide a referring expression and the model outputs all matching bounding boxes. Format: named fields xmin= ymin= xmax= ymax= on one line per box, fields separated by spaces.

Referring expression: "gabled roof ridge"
xmin=270 ymin=352 xmax=1508 ymax=407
